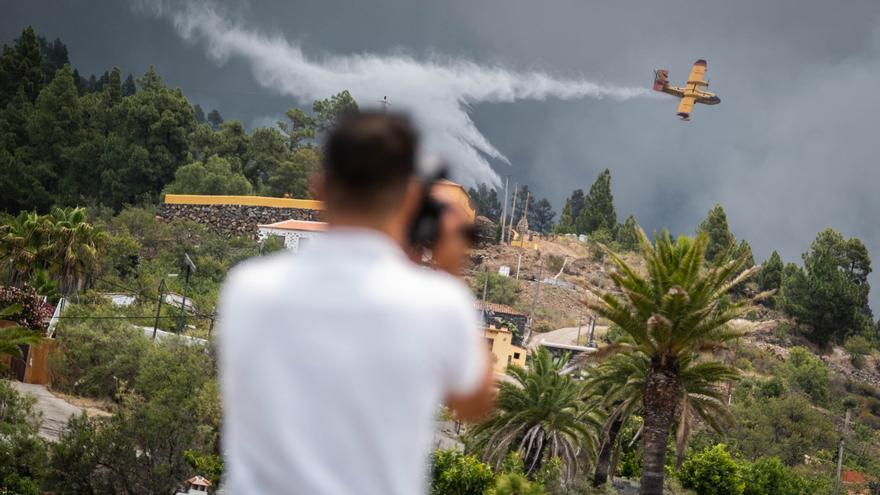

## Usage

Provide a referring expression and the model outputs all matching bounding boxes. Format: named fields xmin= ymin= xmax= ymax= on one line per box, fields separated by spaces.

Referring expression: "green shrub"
xmin=679 ymin=444 xmax=744 ymax=495
xmin=500 ymin=452 xmax=525 ymax=475
xmin=726 ymin=395 xmax=837 ymax=465
xmin=741 ymin=457 xmax=807 ymax=495
xmin=756 ymin=376 xmax=785 ymax=399
xmin=0 ymin=381 xmax=48 ymax=495
xmin=431 ymin=450 xmax=494 ymax=495
xmin=488 ymin=473 xmax=547 ymax=495
xmin=546 ymin=255 xmax=565 ymax=276
xmin=471 ymin=271 xmax=522 ymax=306
xmin=51 ymin=308 xmax=150 ymax=399
xmin=772 ymin=323 xmax=791 ymax=343
xmin=533 ymin=457 xmax=563 ymax=495
xmin=783 ymin=347 xmax=830 ymax=405
xmin=735 ymin=358 xmax=754 ymax=372
xmin=844 ymin=335 xmax=872 ymax=369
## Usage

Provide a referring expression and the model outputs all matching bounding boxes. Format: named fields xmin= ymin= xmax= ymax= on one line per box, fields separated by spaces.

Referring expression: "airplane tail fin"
xmin=653 ymin=69 xmax=669 ymax=91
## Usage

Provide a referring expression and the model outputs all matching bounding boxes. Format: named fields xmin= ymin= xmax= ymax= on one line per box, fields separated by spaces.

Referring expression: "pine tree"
xmin=312 ymin=90 xmax=359 ymax=132
xmin=555 ymin=198 xmax=575 ymax=234
xmin=577 ymin=169 xmax=616 ymax=234
xmin=121 ymin=73 xmax=137 ymax=96
xmin=757 ymin=250 xmax=784 ymax=292
xmin=615 ymin=215 xmax=640 ymax=251
xmin=138 ymin=65 xmax=163 ymax=92
xmin=193 ymin=104 xmax=206 ymax=124
xmin=0 ymin=26 xmax=44 ymax=105
xmin=468 ymin=183 xmax=502 ymax=222
xmin=781 ymin=229 xmax=872 ymax=344
xmin=27 ymin=64 xmax=83 ymax=203
xmin=697 ymin=204 xmax=736 ymax=264
xmin=106 ymin=67 xmax=122 ymax=105
xmin=530 ymin=198 xmax=556 ymax=234
xmin=555 ymin=189 xmax=585 ymax=234
xmin=568 ymin=188 xmax=585 ymax=222
xmin=38 ymin=36 xmax=69 ymax=84
xmin=207 ymin=109 xmax=224 ymax=130
xmin=510 ymin=184 xmax=535 ymax=229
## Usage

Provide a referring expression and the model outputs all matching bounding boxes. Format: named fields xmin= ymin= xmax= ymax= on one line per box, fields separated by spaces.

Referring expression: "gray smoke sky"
xmin=5 ymin=0 xmax=880 ymax=309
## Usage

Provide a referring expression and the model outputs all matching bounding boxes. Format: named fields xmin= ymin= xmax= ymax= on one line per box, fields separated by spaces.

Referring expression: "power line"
xmin=5 ymin=245 xmax=218 ymax=319
xmin=51 ymin=315 xmax=215 ymax=320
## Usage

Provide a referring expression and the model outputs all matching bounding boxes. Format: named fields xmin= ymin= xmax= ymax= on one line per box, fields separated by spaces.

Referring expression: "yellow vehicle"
xmin=653 ymin=59 xmax=721 ymax=120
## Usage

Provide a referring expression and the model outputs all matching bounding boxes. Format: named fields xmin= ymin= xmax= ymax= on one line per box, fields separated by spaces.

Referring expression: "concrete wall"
xmin=159 ymin=195 xmax=322 ymax=237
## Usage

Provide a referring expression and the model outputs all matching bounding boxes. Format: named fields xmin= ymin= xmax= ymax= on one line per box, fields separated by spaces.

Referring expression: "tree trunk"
xmin=593 ymin=416 xmax=624 ymax=487
xmin=639 ymin=367 xmax=679 ymax=495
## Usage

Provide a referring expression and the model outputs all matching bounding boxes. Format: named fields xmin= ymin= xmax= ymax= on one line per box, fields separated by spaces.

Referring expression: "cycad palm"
xmin=588 ymin=230 xmax=755 ymax=495
xmin=44 ymin=207 xmax=104 ymax=295
xmin=587 ymin=351 xmax=738 ymax=486
xmin=470 ymin=347 xmax=601 ymax=480
xmin=0 ymin=304 xmax=41 ymax=360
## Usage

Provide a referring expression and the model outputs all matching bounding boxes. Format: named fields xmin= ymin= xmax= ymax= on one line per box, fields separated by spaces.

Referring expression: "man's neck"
xmin=325 ymin=213 xmax=407 ymax=249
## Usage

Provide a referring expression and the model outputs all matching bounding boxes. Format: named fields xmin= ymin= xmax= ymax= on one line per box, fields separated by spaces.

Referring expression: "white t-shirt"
xmin=219 ymin=228 xmax=486 ymax=495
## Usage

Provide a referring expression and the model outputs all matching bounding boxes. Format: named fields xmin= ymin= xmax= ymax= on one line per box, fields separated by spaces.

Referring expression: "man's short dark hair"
xmin=322 ymin=112 xmax=418 ymax=212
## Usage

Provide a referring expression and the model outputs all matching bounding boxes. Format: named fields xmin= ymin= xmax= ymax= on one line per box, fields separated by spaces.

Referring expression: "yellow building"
xmin=164 ymin=178 xmax=475 ymax=221
xmin=485 ymin=325 xmax=527 ymax=376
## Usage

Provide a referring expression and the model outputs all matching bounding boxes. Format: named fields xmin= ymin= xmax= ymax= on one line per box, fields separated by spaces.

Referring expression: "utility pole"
xmin=176 ymin=254 xmax=197 ymax=334
xmin=524 ymin=256 xmax=544 ymax=345
xmin=834 ymin=406 xmax=853 ymax=495
xmin=499 ymin=176 xmax=509 ymax=244
xmin=507 ymin=183 xmax=519 ymax=244
xmin=587 ymin=316 xmax=597 ymax=348
xmin=208 ymin=308 xmax=216 ymax=338
xmin=152 ymin=278 xmax=166 ymax=339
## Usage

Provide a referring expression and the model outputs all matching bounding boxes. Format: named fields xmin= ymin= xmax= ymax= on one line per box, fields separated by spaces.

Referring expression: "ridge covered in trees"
xmin=0 ymin=26 xmax=357 ymax=214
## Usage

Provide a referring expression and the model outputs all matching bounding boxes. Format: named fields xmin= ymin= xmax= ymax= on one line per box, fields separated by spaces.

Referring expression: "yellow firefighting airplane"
xmin=653 ymin=59 xmax=720 ymax=120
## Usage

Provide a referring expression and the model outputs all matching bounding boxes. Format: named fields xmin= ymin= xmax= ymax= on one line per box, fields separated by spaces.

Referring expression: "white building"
xmin=257 ymin=219 xmax=327 ymax=253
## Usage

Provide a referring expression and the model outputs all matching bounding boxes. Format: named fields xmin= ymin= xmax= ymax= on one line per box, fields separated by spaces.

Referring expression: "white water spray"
xmin=138 ymin=0 xmax=654 ymax=185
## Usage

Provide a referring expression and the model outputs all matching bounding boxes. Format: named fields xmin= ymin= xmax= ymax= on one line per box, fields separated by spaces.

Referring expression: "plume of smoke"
xmin=139 ymin=0 xmax=653 ymax=185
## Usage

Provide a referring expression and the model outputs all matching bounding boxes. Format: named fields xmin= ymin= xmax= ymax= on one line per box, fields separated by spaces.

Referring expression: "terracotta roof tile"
xmin=259 ymin=219 xmax=328 ymax=232
xmin=475 ymin=301 xmax=525 ymax=316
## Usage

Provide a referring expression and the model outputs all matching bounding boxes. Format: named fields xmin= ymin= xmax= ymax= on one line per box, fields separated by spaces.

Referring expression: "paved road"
xmin=10 ymin=381 xmax=83 ymax=441
xmin=527 ymin=324 xmax=607 ymax=349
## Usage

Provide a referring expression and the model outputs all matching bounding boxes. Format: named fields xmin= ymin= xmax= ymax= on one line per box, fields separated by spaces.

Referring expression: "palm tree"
xmin=469 ymin=347 xmax=602 ymax=480
xmin=587 ymin=351 xmax=738 ymax=486
xmin=588 ymin=230 xmax=755 ymax=495
xmin=0 ymin=211 xmax=47 ymax=285
xmin=0 ymin=304 xmax=41 ymax=363
xmin=44 ymin=207 xmax=105 ymax=295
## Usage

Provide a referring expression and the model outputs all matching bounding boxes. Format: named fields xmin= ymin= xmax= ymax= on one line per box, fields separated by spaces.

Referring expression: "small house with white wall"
xmin=175 ymin=475 xmax=212 ymax=494
xmin=257 ymin=219 xmax=327 ymax=253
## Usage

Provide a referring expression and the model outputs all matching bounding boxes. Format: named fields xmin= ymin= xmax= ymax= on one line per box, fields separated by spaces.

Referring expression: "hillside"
xmin=471 ymin=235 xmax=880 ymax=387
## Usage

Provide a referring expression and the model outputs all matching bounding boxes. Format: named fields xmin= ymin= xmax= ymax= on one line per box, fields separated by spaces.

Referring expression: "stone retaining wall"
xmin=159 ymin=203 xmax=322 ymax=237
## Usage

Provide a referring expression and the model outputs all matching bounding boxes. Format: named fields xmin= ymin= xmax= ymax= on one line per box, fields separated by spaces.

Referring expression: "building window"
xmin=514 ymin=352 xmax=521 ymax=359
xmin=486 ymin=338 xmax=494 ymax=349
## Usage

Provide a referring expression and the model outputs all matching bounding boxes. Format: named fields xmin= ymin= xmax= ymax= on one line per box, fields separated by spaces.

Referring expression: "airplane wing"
xmin=677 ymin=96 xmax=696 ymax=119
xmin=661 ymin=85 xmax=685 ymax=98
xmin=687 ymin=59 xmax=708 ymax=86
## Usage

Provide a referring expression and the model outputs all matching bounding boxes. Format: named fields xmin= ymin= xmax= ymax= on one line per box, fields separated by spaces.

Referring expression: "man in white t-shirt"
xmin=218 ymin=112 xmax=494 ymax=494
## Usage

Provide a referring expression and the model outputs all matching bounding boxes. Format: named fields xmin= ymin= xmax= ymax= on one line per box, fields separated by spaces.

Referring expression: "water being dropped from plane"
xmin=138 ymin=0 xmax=654 ymax=186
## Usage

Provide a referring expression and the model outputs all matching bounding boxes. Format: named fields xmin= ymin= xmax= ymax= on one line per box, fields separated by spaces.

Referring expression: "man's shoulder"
xmin=392 ymin=263 xmax=476 ymax=312
xmin=222 ymin=252 xmax=294 ymax=301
